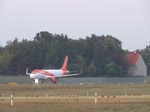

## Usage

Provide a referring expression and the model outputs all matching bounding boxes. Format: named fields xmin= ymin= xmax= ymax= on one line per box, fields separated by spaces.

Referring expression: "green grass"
xmin=1 ymin=83 xmax=150 ymax=97
xmin=1 ymin=102 xmax=150 ymax=112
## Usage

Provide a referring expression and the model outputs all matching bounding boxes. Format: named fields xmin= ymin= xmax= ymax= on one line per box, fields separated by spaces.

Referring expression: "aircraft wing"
xmin=56 ymin=69 xmax=82 ymax=78
xmin=62 ymin=73 xmax=80 ymax=77
xmin=53 ymin=74 xmax=79 ymax=78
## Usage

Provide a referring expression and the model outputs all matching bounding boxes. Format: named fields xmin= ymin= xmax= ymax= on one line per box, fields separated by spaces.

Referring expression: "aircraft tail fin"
xmin=61 ymin=56 xmax=68 ymax=70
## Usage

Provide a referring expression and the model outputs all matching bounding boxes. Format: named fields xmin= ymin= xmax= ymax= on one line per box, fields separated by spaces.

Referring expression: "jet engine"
xmin=51 ymin=77 xmax=57 ymax=83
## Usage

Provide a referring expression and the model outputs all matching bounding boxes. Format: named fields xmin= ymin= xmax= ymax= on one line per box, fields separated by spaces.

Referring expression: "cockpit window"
xmin=31 ymin=70 xmax=41 ymax=74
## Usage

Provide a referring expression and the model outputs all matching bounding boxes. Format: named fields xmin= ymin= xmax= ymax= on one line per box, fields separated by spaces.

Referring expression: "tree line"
xmin=0 ymin=31 xmax=149 ymax=76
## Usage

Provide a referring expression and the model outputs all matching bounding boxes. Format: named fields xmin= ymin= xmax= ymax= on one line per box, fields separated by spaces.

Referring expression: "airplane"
xmin=26 ymin=56 xmax=81 ymax=84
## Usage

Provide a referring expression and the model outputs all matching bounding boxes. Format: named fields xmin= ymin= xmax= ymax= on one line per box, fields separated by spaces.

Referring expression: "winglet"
xmin=26 ymin=68 xmax=30 ymax=75
xmin=79 ymin=69 xmax=82 ymax=75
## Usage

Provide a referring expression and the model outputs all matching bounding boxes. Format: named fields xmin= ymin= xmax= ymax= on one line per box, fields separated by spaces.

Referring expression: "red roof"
xmin=125 ymin=52 xmax=140 ymax=65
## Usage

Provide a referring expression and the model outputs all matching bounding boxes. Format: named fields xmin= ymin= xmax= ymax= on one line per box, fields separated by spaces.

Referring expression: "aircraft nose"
xmin=30 ymin=74 xmax=34 ymax=78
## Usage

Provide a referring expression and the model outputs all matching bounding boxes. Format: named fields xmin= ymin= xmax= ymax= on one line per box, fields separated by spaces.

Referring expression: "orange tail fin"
xmin=61 ymin=56 xmax=68 ymax=70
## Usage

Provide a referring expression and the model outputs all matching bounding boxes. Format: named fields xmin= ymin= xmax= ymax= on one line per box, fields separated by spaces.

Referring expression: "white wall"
xmin=133 ymin=55 xmax=147 ymax=76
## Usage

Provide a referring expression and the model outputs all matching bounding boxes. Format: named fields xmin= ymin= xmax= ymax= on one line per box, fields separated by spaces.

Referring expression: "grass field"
xmin=0 ymin=83 xmax=150 ymax=112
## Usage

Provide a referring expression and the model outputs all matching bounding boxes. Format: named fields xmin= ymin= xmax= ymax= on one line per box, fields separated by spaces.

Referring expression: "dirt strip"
xmin=1 ymin=95 xmax=150 ymax=104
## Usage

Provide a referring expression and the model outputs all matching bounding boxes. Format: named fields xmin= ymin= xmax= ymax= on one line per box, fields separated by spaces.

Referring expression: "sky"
xmin=0 ymin=0 xmax=150 ymax=51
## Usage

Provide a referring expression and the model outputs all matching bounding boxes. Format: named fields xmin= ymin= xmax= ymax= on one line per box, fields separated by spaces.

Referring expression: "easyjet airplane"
xmin=26 ymin=56 xmax=81 ymax=84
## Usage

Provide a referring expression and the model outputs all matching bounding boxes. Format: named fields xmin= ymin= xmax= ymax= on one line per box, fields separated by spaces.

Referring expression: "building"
xmin=125 ymin=52 xmax=147 ymax=76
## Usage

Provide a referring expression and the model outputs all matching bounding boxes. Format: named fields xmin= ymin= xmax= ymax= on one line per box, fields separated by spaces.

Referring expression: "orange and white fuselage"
xmin=26 ymin=56 xmax=81 ymax=83
xmin=29 ymin=69 xmax=68 ymax=79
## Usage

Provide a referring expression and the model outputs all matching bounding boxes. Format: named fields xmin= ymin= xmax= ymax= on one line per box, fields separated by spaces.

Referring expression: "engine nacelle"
xmin=51 ymin=77 xmax=57 ymax=84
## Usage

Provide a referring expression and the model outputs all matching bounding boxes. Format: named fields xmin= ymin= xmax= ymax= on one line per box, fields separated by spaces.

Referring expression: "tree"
xmin=0 ymin=50 xmax=11 ymax=74
xmin=0 ymin=31 xmax=130 ymax=77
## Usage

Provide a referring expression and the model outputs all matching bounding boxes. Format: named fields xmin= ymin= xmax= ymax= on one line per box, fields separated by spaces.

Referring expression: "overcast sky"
xmin=0 ymin=0 xmax=150 ymax=51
